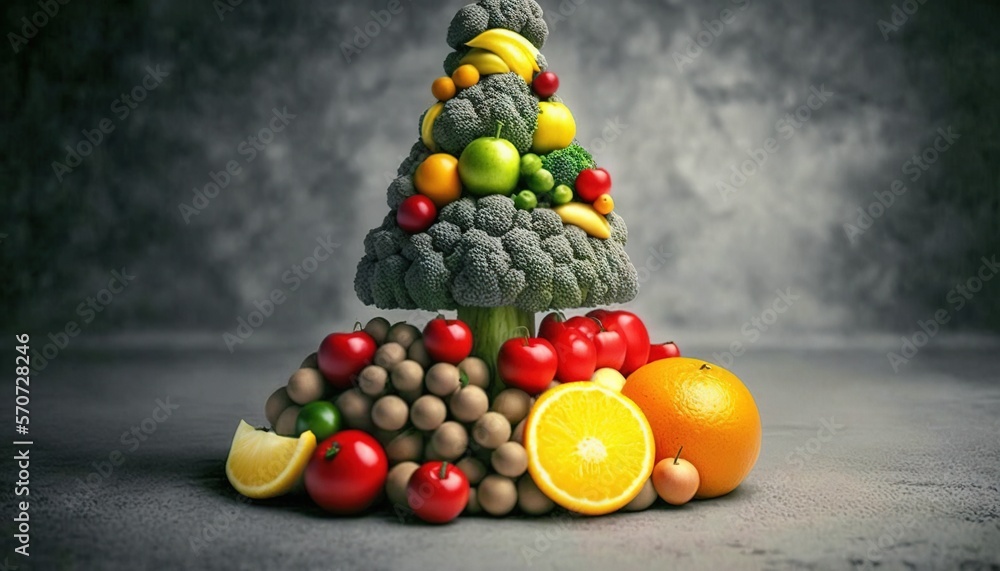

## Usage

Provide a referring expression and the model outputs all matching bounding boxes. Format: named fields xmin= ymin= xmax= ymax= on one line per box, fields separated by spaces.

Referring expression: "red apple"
xmin=647 ymin=341 xmax=681 ymax=363
xmin=586 ymin=309 xmax=649 ymax=375
xmin=318 ymin=326 xmax=377 ymax=389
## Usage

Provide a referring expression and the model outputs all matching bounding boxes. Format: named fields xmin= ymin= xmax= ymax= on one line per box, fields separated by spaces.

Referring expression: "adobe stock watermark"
xmin=717 ymin=85 xmax=834 ymax=204
xmin=712 ymin=288 xmax=800 ymax=367
xmin=785 ymin=417 xmax=844 ymax=468
xmin=887 ymin=254 xmax=999 ymax=372
xmin=877 ymin=0 xmax=930 ymax=41
xmin=30 ymin=268 xmax=137 ymax=374
xmin=62 ymin=397 xmax=180 ymax=512
xmin=7 ymin=0 xmax=71 ymax=54
xmin=585 ymin=116 xmax=629 ymax=155
xmin=843 ymin=126 xmax=960 ymax=244
xmin=340 ymin=0 xmax=411 ymax=63
xmin=223 ymin=235 xmax=341 ymax=352
xmin=179 ymin=106 xmax=296 ymax=223
xmin=634 ymin=244 xmax=672 ymax=284
xmin=51 ymin=65 xmax=170 ymax=182
xmin=189 ymin=493 xmax=252 ymax=553
xmin=673 ymin=0 xmax=751 ymax=71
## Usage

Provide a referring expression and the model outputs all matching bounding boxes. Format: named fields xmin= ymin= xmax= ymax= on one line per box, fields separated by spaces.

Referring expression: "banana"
xmin=459 ymin=48 xmax=511 ymax=75
xmin=468 ymin=28 xmax=540 ymax=62
xmin=466 ymin=29 xmax=538 ymax=82
xmin=421 ymin=102 xmax=444 ymax=152
xmin=553 ymin=202 xmax=612 ymax=239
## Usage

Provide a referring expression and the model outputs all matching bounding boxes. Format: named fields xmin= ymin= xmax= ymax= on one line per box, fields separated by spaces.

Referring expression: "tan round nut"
xmin=386 ymin=431 xmax=423 ymax=464
xmin=385 ymin=323 xmax=421 ymax=349
xmin=458 ymin=357 xmax=490 ymax=390
xmin=274 ymin=405 xmax=301 ymax=437
xmin=391 ymin=360 xmax=424 ymax=394
xmin=478 ymin=475 xmax=517 ymax=516
xmin=335 ymin=389 xmax=374 ymax=432
xmin=299 ymin=352 xmax=319 ymax=369
xmin=465 ymin=487 xmax=482 ymax=515
xmin=517 ymin=475 xmax=555 ymax=515
xmin=371 ymin=395 xmax=409 ymax=431
xmin=410 ymin=395 xmax=447 ymax=431
xmin=407 ymin=338 xmax=433 ymax=368
xmin=364 ymin=317 xmax=391 ymax=345
xmin=357 ymin=365 xmax=389 ymax=397
xmin=449 ymin=385 xmax=489 ymax=423
xmin=265 ymin=387 xmax=293 ymax=428
xmin=491 ymin=441 xmax=528 ymax=478
xmin=286 ymin=368 xmax=326 ymax=405
xmin=373 ymin=342 xmax=407 ymax=370
xmin=455 ymin=457 xmax=487 ymax=486
xmin=424 ymin=362 xmax=461 ymax=397
xmin=472 ymin=412 xmax=511 ymax=449
xmin=491 ymin=388 xmax=532 ymax=425
xmin=385 ymin=461 xmax=420 ymax=508
xmin=622 ymin=478 xmax=658 ymax=512
xmin=510 ymin=418 xmax=526 ymax=444
xmin=430 ymin=421 xmax=468 ymax=461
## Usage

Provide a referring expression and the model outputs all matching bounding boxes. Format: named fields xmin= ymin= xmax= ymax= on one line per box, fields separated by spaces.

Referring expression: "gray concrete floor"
xmin=4 ymin=341 xmax=1000 ymax=570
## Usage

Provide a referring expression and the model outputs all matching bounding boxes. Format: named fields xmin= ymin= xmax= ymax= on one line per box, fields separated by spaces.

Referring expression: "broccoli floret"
xmin=398 ymin=140 xmax=432 ymax=177
xmin=540 ymin=143 xmax=597 ymax=188
xmin=443 ymin=47 xmax=471 ymax=77
xmin=432 ymin=73 xmax=539 ymax=155
xmin=355 ymin=195 xmax=638 ymax=313
xmin=387 ymin=175 xmax=416 ymax=210
xmin=446 ymin=0 xmax=548 ymax=50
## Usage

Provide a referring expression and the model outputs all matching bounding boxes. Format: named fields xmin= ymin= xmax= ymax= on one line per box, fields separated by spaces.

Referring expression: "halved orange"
xmin=225 ymin=420 xmax=316 ymax=499
xmin=524 ymin=382 xmax=655 ymax=515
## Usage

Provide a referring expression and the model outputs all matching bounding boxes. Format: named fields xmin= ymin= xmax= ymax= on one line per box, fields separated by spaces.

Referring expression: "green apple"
xmin=458 ymin=125 xmax=521 ymax=196
xmin=551 ymin=184 xmax=573 ymax=204
xmin=520 ymin=153 xmax=543 ymax=177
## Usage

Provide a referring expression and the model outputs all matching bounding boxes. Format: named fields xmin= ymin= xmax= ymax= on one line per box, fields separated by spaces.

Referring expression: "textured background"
xmin=3 ymin=0 xmax=1000 ymax=341
xmin=2 ymin=1 xmax=1000 ymax=569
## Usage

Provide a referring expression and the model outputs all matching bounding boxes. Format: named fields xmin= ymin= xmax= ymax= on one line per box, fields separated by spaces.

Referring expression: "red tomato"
xmin=564 ymin=315 xmax=601 ymax=338
xmin=587 ymin=309 xmax=650 ymax=376
xmin=532 ymin=71 xmax=560 ymax=99
xmin=592 ymin=328 xmax=627 ymax=370
xmin=548 ymin=327 xmax=597 ymax=383
xmin=574 ymin=168 xmax=612 ymax=202
xmin=498 ymin=335 xmax=558 ymax=395
xmin=305 ymin=430 xmax=388 ymax=515
xmin=318 ymin=326 xmax=377 ymax=389
xmin=422 ymin=316 xmax=473 ymax=364
xmin=397 ymin=195 xmax=437 ymax=234
xmin=407 ymin=461 xmax=469 ymax=524
xmin=538 ymin=311 xmax=567 ymax=340
xmin=647 ymin=341 xmax=681 ymax=363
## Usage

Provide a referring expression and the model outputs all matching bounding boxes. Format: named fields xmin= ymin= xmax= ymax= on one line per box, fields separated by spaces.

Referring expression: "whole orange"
xmin=413 ymin=153 xmax=462 ymax=208
xmin=622 ymin=357 xmax=761 ymax=498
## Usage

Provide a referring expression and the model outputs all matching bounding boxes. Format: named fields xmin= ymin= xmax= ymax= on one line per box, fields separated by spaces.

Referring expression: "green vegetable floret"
xmin=355 ymin=194 xmax=638 ymax=314
xmin=540 ymin=143 xmax=597 ymax=188
xmin=432 ymin=73 xmax=540 ymax=156
xmin=446 ymin=0 xmax=548 ymax=50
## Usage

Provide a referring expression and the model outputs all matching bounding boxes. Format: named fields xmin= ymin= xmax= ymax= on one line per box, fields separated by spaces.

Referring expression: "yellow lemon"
xmin=225 ymin=420 xmax=316 ymax=499
xmin=531 ymin=101 xmax=576 ymax=154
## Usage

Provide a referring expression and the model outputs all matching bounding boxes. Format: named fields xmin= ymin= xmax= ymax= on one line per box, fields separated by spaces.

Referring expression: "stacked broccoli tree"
xmin=355 ymin=0 xmax=639 ymax=390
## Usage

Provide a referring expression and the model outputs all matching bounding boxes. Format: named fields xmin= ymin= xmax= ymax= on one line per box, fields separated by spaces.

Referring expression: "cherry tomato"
xmin=397 ymin=195 xmax=437 ymax=234
xmin=565 ymin=315 xmax=625 ymax=371
xmin=647 ymin=341 xmax=681 ymax=363
xmin=422 ymin=316 xmax=473 ymax=364
xmin=407 ymin=461 xmax=469 ymax=524
xmin=305 ymin=430 xmax=388 ymax=515
xmin=532 ymin=71 xmax=560 ymax=99
xmin=318 ymin=324 xmax=377 ymax=389
xmin=538 ymin=311 xmax=567 ymax=340
xmin=587 ymin=310 xmax=650 ymax=376
xmin=546 ymin=327 xmax=597 ymax=383
xmin=575 ymin=168 xmax=612 ymax=202
xmin=498 ymin=334 xmax=558 ymax=395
